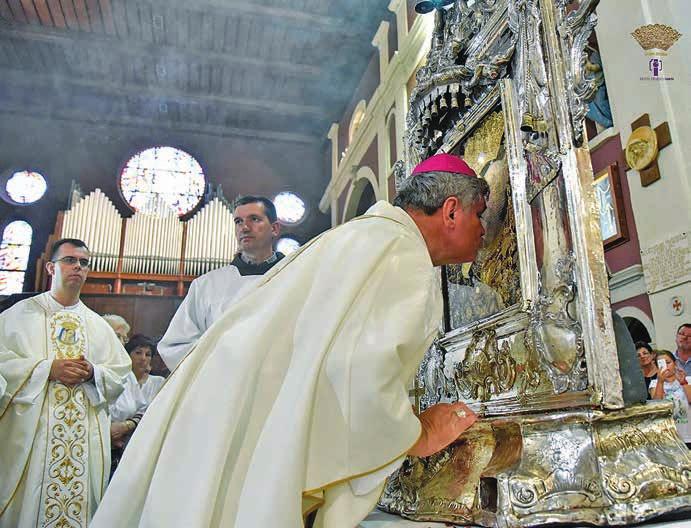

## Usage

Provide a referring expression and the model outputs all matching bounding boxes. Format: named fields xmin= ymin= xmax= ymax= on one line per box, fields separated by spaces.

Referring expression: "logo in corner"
xmin=632 ymin=24 xmax=682 ymax=81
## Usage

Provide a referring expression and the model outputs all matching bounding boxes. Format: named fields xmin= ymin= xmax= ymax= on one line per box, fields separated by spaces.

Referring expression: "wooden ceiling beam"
xmin=0 ymin=23 xmax=324 ymax=77
xmin=0 ymin=100 xmax=322 ymax=144
xmin=0 ymin=66 xmax=326 ymax=118
xmin=151 ymin=0 xmax=354 ymax=35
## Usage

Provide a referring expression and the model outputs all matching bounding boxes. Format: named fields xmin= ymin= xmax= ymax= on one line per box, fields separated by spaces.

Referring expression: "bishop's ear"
xmin=441 ymin=195 xmax=460 ymax=226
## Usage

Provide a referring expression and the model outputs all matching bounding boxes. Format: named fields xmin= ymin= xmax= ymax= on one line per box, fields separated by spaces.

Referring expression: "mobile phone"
xmin=657 ymin=358 xmax=668 ymax=371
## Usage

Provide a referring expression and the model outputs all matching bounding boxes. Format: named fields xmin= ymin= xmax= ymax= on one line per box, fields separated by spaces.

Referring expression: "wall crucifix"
xmin=623 ymin=113 xmax=672 ymax=187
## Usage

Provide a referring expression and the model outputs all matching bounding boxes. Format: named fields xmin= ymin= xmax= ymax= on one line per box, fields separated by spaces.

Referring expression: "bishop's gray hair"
xmin=393 ymin=171 xmax=490 ymax=215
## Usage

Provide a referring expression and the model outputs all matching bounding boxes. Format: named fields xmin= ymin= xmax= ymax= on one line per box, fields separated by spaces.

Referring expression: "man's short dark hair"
xmin=635 ymin=341 xmax=653 ymax=353
xmin=678 ymin=323 xmax=691 ymax=334
xmin=125 ymin=333 xmax=158 ymax=356
xmin=233 ymin=195 xmax=278 ymax=223
xmin=50 ymin=238 xmax=90 ymax=261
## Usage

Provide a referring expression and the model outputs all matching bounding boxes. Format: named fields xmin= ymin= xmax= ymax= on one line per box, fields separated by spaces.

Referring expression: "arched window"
xmin=387 ymin=111 xmax=397 ymax=168
xmin=0 ymin=220 xmax=33 ymax=294
xmin=119 ymin=146 xmax=205 ymax=217
xmin=348 ymin=100 xmax=367 ymax=145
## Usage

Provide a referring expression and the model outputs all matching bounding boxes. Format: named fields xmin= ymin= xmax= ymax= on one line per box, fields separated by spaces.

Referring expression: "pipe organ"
xmin=38 ymin=187 xmax=237 ymax=296
xmin=62 ymin=189 xmax=121 ymax=273
xmin=184 ymin=196 xmax=237 ymax=276
xmin=122 ymin=204 xmax=183 ymax=275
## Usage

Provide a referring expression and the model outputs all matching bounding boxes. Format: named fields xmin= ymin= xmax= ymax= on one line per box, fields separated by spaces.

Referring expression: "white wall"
xmin=597 ymin=0 xmax=691 ymax=349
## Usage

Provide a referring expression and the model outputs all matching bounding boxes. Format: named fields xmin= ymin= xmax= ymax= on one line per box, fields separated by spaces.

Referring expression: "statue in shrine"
xmin=381 ymin=0 xmax=691 ymax=525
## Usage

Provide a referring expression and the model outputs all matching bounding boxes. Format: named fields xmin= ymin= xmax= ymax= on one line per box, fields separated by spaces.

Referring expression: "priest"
xmin=158 ymin=195 xmax=285 ymax=370
xmin=0 ymin=239 xmax=132 ymax=528
xmin=91 ymin=154 xmax=488 ymax=528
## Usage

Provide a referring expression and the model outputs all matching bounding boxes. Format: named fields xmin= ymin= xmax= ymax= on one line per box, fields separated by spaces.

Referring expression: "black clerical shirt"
xmin=230 ymin=252 xmax=285 ymax=276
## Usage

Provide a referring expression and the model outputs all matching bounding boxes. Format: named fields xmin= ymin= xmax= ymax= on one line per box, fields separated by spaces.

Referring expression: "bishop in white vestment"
xmin=92 ymin=154 xmax=487 ymax=527
xmin=0 ymin=240 xmax=131 ymax=528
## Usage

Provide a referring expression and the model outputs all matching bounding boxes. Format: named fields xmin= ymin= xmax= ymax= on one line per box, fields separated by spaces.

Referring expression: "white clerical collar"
xmin=47 ymin=293 xmax=81 ymax=311
xmin=239 ymin=251 xmax=278 ymax=266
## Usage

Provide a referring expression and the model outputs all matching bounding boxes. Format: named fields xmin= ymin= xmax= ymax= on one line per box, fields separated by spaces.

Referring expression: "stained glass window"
xmin=277 ymin=237 xmax=301 ymax=256
xmin=6 ymin=170 xmax=47 ymax=204
xmin=119 ymin=147 xmax=205 ymax=217
xmin=0 ymin=220 xmax=32 ymax=294
xmin=274 ymin=192 xmax=306 ymax=225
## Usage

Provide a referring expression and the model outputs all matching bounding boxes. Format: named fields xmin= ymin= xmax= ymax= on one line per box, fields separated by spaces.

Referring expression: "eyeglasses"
xmin=53 ymin=256 xmax=91 ymax=268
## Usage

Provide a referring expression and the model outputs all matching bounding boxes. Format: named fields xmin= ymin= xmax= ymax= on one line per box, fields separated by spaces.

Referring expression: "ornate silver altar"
xmin=379 ymin=0 xmax=691 ymax=525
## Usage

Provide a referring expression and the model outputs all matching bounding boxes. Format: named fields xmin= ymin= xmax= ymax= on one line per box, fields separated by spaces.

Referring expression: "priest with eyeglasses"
xmin=0 ymin=238 xmax=131 ymax=528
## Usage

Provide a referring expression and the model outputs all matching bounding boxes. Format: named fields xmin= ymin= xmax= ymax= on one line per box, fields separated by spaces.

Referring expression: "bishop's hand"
xmin=408 ymin=402 xmax=477 ymax=458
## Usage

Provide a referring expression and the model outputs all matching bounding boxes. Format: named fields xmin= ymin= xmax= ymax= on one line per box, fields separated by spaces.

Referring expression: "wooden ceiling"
xmin=0 ymin=0 xmax=392 ymax=240
xmin=0 ymin=0 xmax=391 ymax=142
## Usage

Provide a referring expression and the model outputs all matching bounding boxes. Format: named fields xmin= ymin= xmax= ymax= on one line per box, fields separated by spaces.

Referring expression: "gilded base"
xmin=379 ymin=402 xmax=691 ymax=526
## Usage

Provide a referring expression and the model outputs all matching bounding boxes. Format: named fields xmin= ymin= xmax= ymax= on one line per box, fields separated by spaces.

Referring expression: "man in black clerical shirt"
xmin=230 ymin=196 xmax=285 ymax=275
xmin=158 ymin=195 xmax=285 ymax=369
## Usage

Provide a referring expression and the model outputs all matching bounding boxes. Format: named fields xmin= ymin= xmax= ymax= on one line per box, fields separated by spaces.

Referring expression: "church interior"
xmin=0 ymin=0 xmax=690 ymax=526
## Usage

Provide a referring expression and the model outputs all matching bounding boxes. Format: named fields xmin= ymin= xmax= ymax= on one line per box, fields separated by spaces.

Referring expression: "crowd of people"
xmin=636 ymin=323 xmax=691 ymax=446
xmin=99 ymin=325 xmax=166 ymax=475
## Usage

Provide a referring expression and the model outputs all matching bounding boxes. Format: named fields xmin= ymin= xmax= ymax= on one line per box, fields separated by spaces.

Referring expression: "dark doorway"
xmin=355 ymin=181 xmax=377 ymax=217
xmin=624 ymin=317 xmax=652 ymax=344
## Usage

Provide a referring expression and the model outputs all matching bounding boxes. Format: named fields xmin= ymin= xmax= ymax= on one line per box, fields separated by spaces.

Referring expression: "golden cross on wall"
xmin=622 ymin=113 xmax=672 ymax=187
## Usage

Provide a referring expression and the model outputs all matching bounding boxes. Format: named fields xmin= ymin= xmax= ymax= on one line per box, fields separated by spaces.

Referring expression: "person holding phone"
xmin=649 ymin=350 xmax=691 ymax=447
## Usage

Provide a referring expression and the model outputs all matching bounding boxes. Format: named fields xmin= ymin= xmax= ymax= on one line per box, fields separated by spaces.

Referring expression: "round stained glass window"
xmin=277 ymin=237 xmax=301 ymax=256
xmin=120 ymin=147 xmax=205 ymax=217
xmin=6 ymin=171 xmax=47 ymax=204
xmin=273 ymin=192 xmax=306 ymax=225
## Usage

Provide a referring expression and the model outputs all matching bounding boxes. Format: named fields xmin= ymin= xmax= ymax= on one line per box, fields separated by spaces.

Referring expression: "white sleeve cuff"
xmin=14 ymin=360 xmax=51 ymax=404
xmin=82 ymin=365 xmax=106 ymax=408
xmin=349 ymin=456 xmax=405 ymax=496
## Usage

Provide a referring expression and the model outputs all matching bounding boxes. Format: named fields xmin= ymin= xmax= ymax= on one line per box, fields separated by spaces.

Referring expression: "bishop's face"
xmin=233 ymin=202 xmax=279 ymax=255
xmin=447 ymin=197 xmax=487 ymax=264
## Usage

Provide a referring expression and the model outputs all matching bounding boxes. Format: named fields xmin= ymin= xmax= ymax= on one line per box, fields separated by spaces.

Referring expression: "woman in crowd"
xmin=649 ymin=349 xmax=691 ymax=447
xmin=127 ymin=334 xmax=166 ymax=403
xmin=109 ymin=334 xmax=166 ymax=473
xmin=636 ymin=341 xmax=657 ymax=395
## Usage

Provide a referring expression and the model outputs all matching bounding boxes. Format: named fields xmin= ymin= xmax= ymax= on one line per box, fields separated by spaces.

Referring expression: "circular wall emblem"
xmin=625 ymin=126 xmax=658 ymax=170
xmin=670 ymin=296 xmax=685 ymax=317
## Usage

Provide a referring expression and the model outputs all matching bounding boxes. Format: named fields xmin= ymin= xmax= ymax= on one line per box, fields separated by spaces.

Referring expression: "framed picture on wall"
xmin=593 ymin=163 xmax=628 ymax=248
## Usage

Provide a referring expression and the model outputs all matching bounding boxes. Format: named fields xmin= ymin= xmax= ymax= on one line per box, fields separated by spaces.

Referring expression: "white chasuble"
xmin=158 ymin=265 xmax=262 ymax=370
xmin=91 ymin=201 xmax=443 ymax=528
xmin=0 ymin=293 xmax=131 ymax=528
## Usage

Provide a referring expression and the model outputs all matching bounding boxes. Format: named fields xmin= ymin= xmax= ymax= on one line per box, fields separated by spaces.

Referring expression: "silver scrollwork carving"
xmin=525 ymin=253 xmax=588 ymax=393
